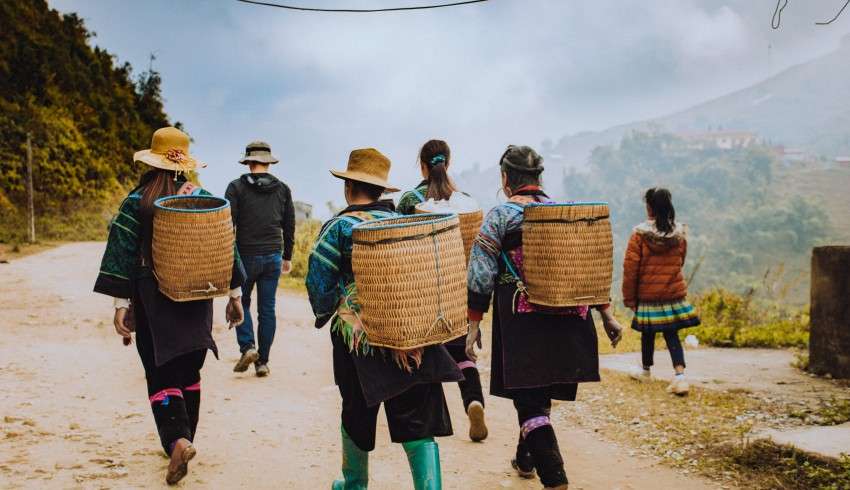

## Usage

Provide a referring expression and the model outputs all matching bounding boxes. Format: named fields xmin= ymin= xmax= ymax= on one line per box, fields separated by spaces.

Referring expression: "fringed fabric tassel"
xmin=391 ymin=348 xmax=424 ymax=373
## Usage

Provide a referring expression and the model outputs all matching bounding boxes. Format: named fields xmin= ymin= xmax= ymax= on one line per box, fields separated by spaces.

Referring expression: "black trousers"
xmin=334 ymin=338 xmax=453 ymax=452
xmin=512 ymin=388 xmax=568 ymax=487
xmin=641 ymin=330 xmax=686 ymax=369
xmin=135 ymin=302 xmax=207 ymax=454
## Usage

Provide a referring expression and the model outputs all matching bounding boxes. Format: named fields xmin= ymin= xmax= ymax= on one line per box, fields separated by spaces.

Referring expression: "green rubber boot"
xmin=402 ymin=438 xmax=442 ymax=490
xmin=331 ymin=426 xmax=368 ymax=490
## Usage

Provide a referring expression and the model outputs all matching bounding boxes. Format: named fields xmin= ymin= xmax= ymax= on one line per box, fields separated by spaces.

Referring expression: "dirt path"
xmin=602 ymin=346 xmax=850 ymax=422
xmin=0 ymin=243 xmax=721 ymax=489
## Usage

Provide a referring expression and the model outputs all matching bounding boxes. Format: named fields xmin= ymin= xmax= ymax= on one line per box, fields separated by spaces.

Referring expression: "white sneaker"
xmin=629 ymin=366 xmax=651 ymax=381
xmin=667 ymin=377 xmax=690 ymax=396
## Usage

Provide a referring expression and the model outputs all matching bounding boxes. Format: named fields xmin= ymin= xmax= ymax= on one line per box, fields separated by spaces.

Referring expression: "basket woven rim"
xmin=526 ymin=201 xmax=608 ymax=208
xmin=352 ymin=212 xmax=457 ymax=231
xmin=154 ymin=195 xmax=230 ymax=213
xmin=413 ymin=204 xmax=483 ymax=217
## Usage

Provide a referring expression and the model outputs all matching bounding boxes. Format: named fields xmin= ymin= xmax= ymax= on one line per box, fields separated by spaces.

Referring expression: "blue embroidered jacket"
xmin=305 ymin=201 xmax=397 ymax=328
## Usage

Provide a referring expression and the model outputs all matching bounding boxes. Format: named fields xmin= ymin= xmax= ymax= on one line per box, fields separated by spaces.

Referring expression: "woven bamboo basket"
xmin=414 ymin=205 xmax=483 ymax=263
xmin=152 ymin=195 xmax=234 ymax=302
xmin=351 ymin=213 xmax=467 ymax=350
xmin=522 ymin=202 xmax=613 ymax=307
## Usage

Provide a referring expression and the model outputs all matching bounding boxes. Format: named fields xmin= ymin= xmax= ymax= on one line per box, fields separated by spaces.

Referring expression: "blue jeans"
xmin=236 ymin=253 xmax=282 ymax=364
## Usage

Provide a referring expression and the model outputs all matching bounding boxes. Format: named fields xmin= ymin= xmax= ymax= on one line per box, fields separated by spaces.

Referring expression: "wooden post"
xmin=25 ymin=132 xmax=35 ymax=243
xmin=809 ymin=246 xmax=850 ymax=378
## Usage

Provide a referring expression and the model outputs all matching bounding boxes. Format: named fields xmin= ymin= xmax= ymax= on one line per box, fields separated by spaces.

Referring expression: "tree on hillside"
xmin=0 ymin=0 xmax=177 ymax=241
xmin=563 ymin=131 xmax=832 ymax=302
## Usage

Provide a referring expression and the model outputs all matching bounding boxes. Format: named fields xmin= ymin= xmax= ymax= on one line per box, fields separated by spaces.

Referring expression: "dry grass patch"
xmin=558 ymin=370 xmax=850 ymax=489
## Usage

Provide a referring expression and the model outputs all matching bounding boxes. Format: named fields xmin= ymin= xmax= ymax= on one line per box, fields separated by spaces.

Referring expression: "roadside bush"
xmin=693 ymin=288 xmax=809 ymax=348
xmin=289 ymin=219 xmax=321 ymax=279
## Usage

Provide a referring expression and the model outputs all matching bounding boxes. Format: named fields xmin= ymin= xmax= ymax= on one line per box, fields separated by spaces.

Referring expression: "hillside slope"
xmin=0 ymin=1 xmax=173 ymax=241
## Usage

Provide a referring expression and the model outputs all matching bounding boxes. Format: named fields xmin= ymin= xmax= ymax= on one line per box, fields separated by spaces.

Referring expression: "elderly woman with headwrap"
xmin=465 ymin=145 xmax=622 ymax=490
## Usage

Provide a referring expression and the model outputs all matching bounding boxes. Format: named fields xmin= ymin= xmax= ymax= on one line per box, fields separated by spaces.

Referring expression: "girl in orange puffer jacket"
xmin=622 ymin=188 xmax=700 ymax=396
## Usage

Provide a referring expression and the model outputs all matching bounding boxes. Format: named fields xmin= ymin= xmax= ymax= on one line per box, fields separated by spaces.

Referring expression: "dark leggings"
xmin=446 ymin=340 xmax=484 ymax=410
xmin=135 ymin=303 xmax=206 ymax=454
xmin=641 ymin=330 xmax=686 ymax=369
xmin=512 ymin=389 xmax=568 ymax=487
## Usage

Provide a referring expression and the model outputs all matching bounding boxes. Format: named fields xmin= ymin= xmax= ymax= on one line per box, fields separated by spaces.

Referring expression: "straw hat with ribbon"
xmin=239 ymin=141 xmax=279 ymax=165
xmin=134 ymin=127 xmax=205 ymax=175
xmin=330 ymin=148 xmax=400 ymax=193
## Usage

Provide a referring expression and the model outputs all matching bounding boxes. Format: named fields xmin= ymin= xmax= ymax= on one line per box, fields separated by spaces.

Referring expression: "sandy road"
xmin=0 ymin=243 xmax=720 ymax=489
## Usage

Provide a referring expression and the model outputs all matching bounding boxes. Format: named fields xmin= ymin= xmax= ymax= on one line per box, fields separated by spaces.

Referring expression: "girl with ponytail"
xmin=397 ymin=140 xmax=489 ymax=443
xmin=623 ymin=188 xmax=701 ymax=396
xmin=397 ymin=139 xmax=457 ymax=213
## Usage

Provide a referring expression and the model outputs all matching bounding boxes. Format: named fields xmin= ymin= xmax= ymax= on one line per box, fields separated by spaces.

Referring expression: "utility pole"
xmin=25 ymin=132 xmax=35 ymax=243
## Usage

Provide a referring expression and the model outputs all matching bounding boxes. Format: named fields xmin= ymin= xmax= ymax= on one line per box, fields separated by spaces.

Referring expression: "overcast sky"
xmin=50 ymin=0 xmax=850 ymax=218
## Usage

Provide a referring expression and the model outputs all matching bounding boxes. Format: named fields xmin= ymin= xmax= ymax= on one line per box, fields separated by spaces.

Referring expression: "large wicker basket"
xmin=351 ymin=213 xmax=467 ymax=350
xmin=414 ymin=205 xmax=483 ymax=263
xmin=152 ymin=195 xmax=234 ymax=302
xmin=522 ymin=202 xmax=613 ymax=307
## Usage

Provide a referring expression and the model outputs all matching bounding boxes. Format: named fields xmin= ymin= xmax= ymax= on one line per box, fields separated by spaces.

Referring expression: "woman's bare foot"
xmin=166 ymin=438 xmax=196 ymax=485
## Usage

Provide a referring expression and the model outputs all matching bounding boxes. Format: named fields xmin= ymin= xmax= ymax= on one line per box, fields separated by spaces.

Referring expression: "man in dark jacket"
xmin=225 ymin=141 xmax=295 ymax=377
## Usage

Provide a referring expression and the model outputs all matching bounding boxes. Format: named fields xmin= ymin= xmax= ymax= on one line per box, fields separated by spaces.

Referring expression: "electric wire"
xmin=235 ymin=0 xmax=488 ymax=13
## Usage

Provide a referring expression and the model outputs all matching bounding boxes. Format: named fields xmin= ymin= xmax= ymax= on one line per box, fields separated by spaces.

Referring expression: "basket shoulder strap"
xmin=501 ymin=251 xmax=521 ymax=281
xmin=504 ymin=202 xmax=524 ymax=213
xmin=340 ymin=211 xmax=382 ymax=224
xmin=411 ymin=188 xmax=426 ymax=203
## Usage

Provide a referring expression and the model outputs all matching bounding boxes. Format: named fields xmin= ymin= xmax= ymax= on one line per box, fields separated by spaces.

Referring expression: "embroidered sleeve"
xmin=306 ymin=219 xmax=344 ymax=328
xmin=397 ymin=185 xmax=426 ymax=215
xmin=467 ymin=206 xmax=512 ymax=314
xmin=94 ymin=197 xmax=141 ymax=299
xmin=397 ymin=192 xmax=418 ymax=215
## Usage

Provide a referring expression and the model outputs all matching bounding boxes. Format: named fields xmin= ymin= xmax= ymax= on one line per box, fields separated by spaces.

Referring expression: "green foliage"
xmin=290 ymin=220 xmax=322 ymax=279
xmin=0 ymin=1 xmax=174 ymax=241
xmin=277 ymin=219 xmax=322 ymax=292
xmin=693 ymin=288 xmax=809 ymax=348
xmin=565 ymin=131 xmax=832 ymax=303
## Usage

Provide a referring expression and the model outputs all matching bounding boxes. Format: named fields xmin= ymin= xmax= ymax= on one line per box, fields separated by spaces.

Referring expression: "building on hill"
xmin=774 ymin=147 xmax=816 ymax=166
xmin=678 ymin=130 xmax=758 ymax=150
xmin=835 ymin=157 xmax=850 ymax=169
xmin=294 ymin=201 xmax=313 ymax=223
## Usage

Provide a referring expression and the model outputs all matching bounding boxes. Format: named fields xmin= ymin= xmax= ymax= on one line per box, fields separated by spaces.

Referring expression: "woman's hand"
xmin=114 ymin=306 xmax=134 ymax=342
xmin=599 ymin=308 xmax=624 ymax=348
xmin=465 ymin=320 xmax=483 ymax=362
xmin=281 ymin=260 xmax=292 ymax=275
xmin=226 ymin=298 xmax=244 ymax=329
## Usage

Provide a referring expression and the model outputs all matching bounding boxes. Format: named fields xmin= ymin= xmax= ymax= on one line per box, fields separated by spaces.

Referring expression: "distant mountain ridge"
xmin=455 ymin=35 xmax=850 ymax=208
xmin=545 ymin=35 xmax=850 ymax=173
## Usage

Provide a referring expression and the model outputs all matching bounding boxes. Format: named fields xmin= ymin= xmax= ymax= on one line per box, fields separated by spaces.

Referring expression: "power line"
xmin=236 ymin=0 xmax=489 ymax=13
xmin=816 ymin=0 xmax=850 ymax=25
xmin=771 ymin=0 xmax=788 ymax=29
xmin=772 ymin=0 xmax=850 ymax=28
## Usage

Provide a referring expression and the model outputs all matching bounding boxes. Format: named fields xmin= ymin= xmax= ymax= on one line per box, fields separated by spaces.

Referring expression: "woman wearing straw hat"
xmin=306 ymin=148 xmax=461 ymax=490
xmin=397 ymin=139 xmax=488 ymax=443
xmin=464 ymin=146 xmax=623 ymax=490
xmin=94 ymin=127 xmax=246 ymax=485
